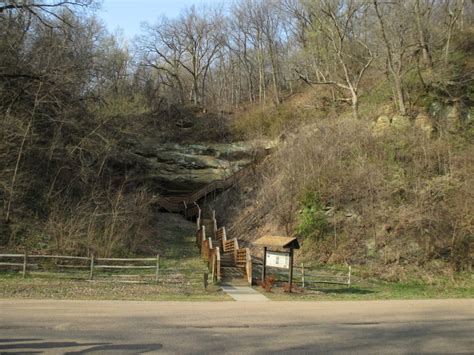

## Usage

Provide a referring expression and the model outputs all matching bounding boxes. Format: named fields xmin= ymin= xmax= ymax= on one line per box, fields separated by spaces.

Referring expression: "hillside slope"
xmin=212 ymin=93 xmax=473 ymax=281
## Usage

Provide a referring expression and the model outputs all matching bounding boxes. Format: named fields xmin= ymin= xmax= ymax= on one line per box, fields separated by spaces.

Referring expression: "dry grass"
xmin=0 ymin=213 xmax=228 ymax=301
xmin=0 ymin=274 xmax=229 ymax=301
xmin=217 ymin=112 xmax=473 ymax=280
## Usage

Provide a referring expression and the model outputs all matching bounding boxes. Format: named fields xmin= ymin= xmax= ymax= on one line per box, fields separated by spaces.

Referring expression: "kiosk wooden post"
xmin=262 ymin=247 xmax=267 ymax=283
xmin=288 ymin=248 xmax=294 ymax=293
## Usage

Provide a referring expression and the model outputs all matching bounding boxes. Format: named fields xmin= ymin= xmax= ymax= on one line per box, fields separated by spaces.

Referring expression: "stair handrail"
xmin=195 ymin=202 xmax=201 ymax=231
xmin=233 ymin=239 xmax=239 ymax=265
xmin=196 ymin=225 xmax=205 ymax=250
xmin=211 ymin=208 xmax=218 ymax=235
xmin=183 ymin=201 xmax=188 ymax=219
xmin=156 ymin=162 xmax=253 ymax=213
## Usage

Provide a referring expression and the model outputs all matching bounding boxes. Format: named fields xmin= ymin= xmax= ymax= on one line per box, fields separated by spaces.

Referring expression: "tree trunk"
xmin=415 ymin=0 xmax=433 ymax=68
xmin=5 ymin=119 xmax=32 ymax=223
xmin=374 ymin=0 xmax=407 ymax=116
xmin=444 ymin=0 xmax=465 ymax=65
xmin=393 ymin=76 xmax=406 ymax=116
xmin=192 ymin=76 xmax=199 ymax=105
xmin=257 ymin=46 xmax=265 ymax=105
xmin=351 ymin=89 xmax=359 ymax=119
xmin=268 ymin=43 xmax=280 ymax=105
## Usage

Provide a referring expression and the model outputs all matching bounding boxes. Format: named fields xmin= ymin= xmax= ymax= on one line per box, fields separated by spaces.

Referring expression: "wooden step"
xmin=221 ymin=262 xmax=235 ymax=267
xmin=202 ymin=224 xmax=215 ymax=238
xmin=220 ymin=255 xmax=234 ymax=266
xmin=221 ymin=266 xmax=244 ymax=279
xmin=208 ymin=239 xmax=220 ymax=248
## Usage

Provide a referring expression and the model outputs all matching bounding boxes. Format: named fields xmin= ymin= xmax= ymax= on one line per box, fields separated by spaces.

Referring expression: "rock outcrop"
xmin=372 ymin=115 xmax=391 ymax=136
xmin=373 ymin=112 xmax=435 ymax=137
xmin=116 ymin=138 xmax=275 ymax=195
xmin=414 ymin=113 xmax=434 ymax=137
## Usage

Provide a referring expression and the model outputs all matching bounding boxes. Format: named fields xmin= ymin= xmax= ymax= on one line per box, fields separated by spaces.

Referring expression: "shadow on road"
xmin=0 ymin=339 xmax=163 ymax=354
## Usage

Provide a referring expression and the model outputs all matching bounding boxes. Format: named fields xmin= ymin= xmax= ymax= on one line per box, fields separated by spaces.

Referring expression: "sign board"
xmin=266 ymin=251 xmax=290 ymax=269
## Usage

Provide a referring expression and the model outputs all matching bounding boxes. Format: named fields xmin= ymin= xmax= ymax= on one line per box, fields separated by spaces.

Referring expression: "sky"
xmin=99 ymin=0 xmax=215 ymax=39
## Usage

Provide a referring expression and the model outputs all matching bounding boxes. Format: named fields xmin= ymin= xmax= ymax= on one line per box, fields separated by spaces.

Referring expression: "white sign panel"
xmin=266 ymin=251 xmax=290 ymax=269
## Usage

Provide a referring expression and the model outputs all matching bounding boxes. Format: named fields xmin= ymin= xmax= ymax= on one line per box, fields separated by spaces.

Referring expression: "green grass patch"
xmin=257 ymin=275 xmax=474 ymax=301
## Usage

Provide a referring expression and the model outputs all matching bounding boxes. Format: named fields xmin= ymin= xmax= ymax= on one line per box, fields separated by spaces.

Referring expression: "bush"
xmin=232 ymin=103 xmax=298 ymax=139
xmin=43 ymin=187 xmax=157 ymax=257
xmin=296 ymin=192 xmax=329 ymax=241
xmin=258 ymin=275 xmax=276 ymax=292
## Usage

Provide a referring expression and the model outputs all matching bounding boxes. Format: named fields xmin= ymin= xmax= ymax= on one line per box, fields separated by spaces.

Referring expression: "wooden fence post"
xmin=302 ymin=263 xmax=305 ymax=288
xmin=22 ymin=252 xmax=28 ymax=278
xmin=203 ymin=272 xmax=208 ymax=289
xmin=348 ymin=265 xmax=352 ymax=287
xmin=89 ymin=254 xmax=95 ymax=280
xmin=155 ymin=254 xmax=160 ymax=282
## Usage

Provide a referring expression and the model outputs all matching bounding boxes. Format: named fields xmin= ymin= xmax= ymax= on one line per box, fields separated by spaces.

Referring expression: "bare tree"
xmin=414 ymin=0 xmax=434 ymax=69
xmin=294 ymin=0 xmax=375 ymax=118
xmin=443 ymin=0 xmax=466 ymax=64
xmin=139 ymin=6 xmax=224 ymax=106
xmin=179 ymin=6 xmax=225 ymax=105
xmin=228 ymin=3 xmax=258 ymax=103
xmin=373 ymin=0 xmax=417 ymax=116
xmin=139 ymin=17 xmax=188 ymax=104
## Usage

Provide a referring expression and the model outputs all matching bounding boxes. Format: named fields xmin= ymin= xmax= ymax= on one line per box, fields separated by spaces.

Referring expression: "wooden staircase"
xmin=191 ymin=205 xmax=252 ymax=285
xmin=155 ymin=168 xmax=249 ymax=215
xmin=154 ymin=166 xmax=255 ymax=286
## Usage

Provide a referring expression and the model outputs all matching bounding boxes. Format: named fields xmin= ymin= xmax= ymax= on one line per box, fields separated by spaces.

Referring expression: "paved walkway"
xmin=221 ymin=285 xmax=269 ymax=301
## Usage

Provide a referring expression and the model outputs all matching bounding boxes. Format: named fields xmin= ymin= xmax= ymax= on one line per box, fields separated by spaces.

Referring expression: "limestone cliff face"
xmin=372 ymin=102 xmax=469 ymax=137
xmin=116 ymin=137 xmax=274 ymax=195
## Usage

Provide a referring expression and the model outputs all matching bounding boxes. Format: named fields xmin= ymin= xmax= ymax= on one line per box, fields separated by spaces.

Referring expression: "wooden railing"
xmin=196 ymin=225 xmax=205 ymax=250
xmin=189 ymin=202 xmax=252 ymax=285
xmin=243 ymin=248 xmax=253 ymax=285
xmin=224 ymin=239 xmax=236 ymax=255
xmin=210 ymin=246 xmax=221 ymax=282
xmin=236 ymin=249 xmax=248 ymax=267
xmin=196 ymin=223 xmax=223 ymax=283
xmin=234 ymin=241 xmax=252 ymax=285
xmin=156 ymin=165 xmax=250 ymax=214
xmin=252 ymin=263 xmax=352 ymax=288
xmin=215 ymin=227 xmax=226 ymax=248
xmin=0 ymin=253 xmax=213 ymax=287
xmin=0 ymin=253 xmax=160 ymax=281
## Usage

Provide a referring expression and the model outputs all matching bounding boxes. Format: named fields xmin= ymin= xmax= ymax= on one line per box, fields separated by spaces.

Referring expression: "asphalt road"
xmin=1 ymin=299 xmax=473 ymax=354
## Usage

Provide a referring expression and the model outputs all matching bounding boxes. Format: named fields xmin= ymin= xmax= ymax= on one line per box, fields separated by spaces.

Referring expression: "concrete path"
xmin=220 ymin=285 xmax=269 ymax=301
xmin=0 ymin=299 xmax=473 ymax=354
